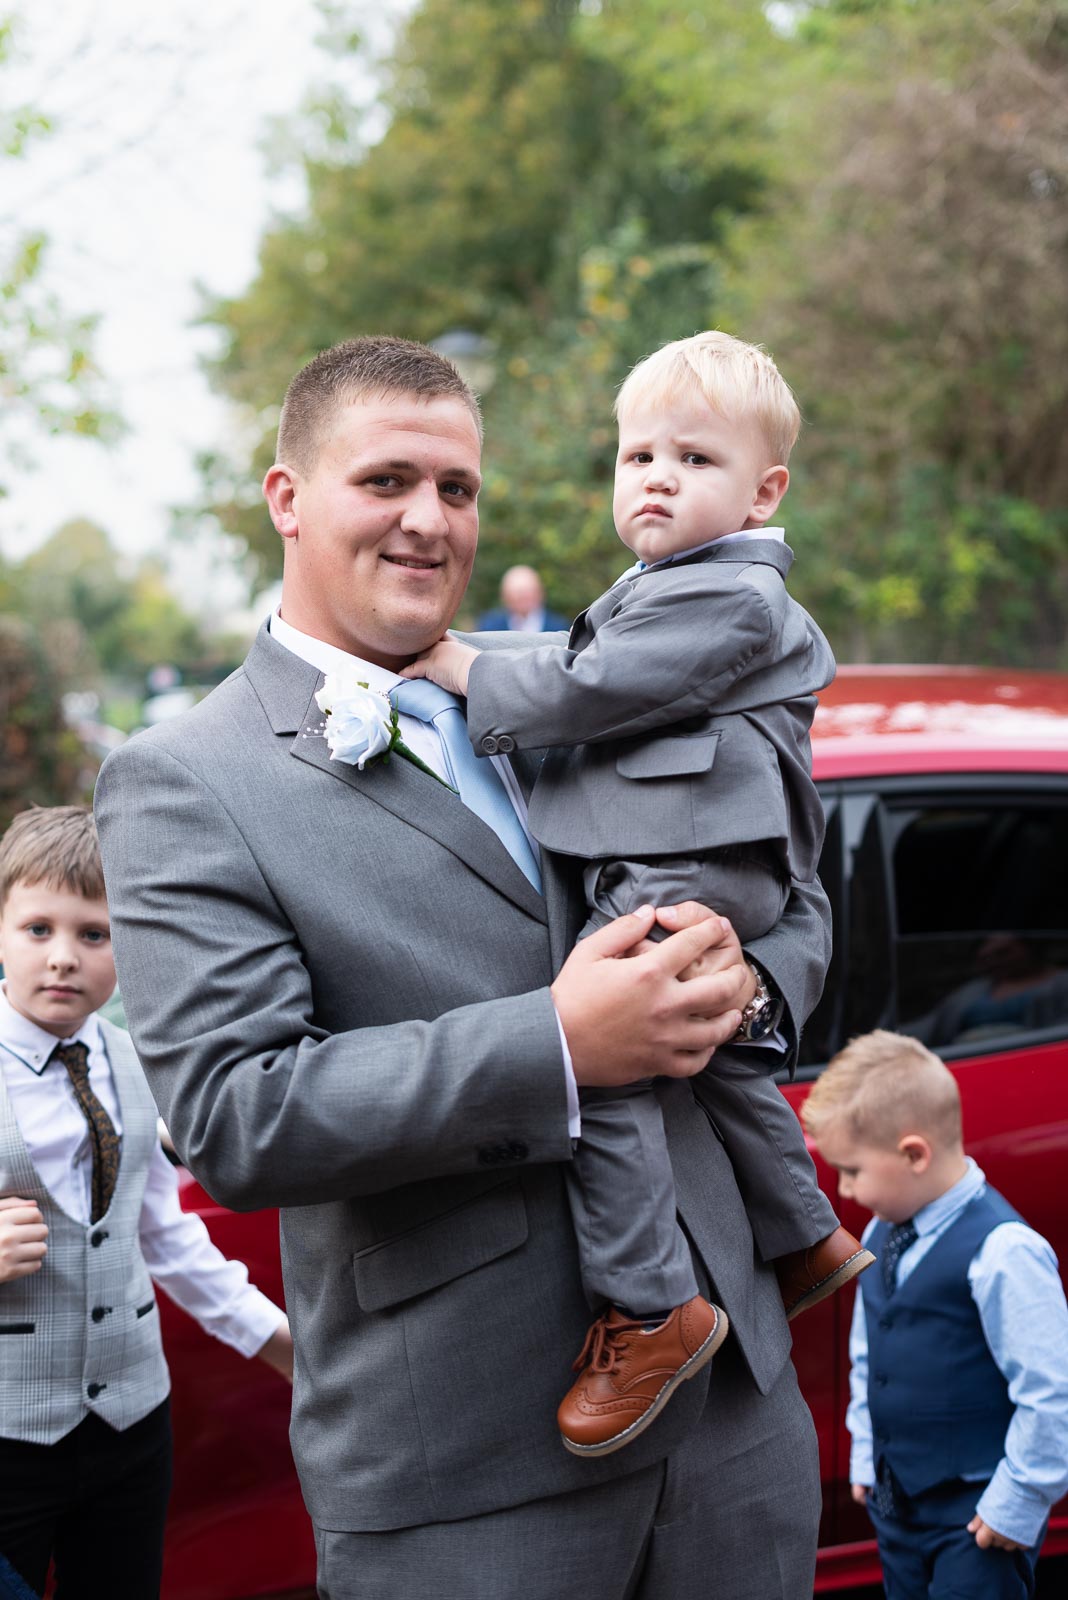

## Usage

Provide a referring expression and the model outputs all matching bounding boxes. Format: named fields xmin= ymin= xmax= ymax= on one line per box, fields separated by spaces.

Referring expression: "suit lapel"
xmin=244 ymin=624 xmax=547 ymax=925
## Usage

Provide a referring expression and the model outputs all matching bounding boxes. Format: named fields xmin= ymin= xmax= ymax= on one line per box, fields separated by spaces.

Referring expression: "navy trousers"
xmin=868 ymin=1476 xmax=1043 ymax=1599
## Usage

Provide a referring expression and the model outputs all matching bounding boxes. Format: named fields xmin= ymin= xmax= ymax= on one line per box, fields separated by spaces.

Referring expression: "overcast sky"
xmin=1 ymin=0 xmax=402 ymax=614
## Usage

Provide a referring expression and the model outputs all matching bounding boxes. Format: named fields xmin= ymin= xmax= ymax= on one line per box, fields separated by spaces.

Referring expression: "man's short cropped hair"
xmin=0 ymin=805 xmax=105 ymax=909
xmin=800 ymin=1029 xmax=963 ymax=1150
xmin=614 ymin=330 xmax=801 ymax=466
xmin=277 ymin=335 xmax=483 ymax=474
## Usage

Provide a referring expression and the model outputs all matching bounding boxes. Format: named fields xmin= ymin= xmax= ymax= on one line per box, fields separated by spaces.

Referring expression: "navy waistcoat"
xmin=862 ymin=1186 xmax=1023 ymax=1497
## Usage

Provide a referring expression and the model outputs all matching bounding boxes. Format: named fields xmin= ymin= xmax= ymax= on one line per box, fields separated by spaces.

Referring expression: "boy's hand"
xmin=967 ymin=1514 xmax=1026 ymax=1552
xmin=552 ymin=907 xmax=744 ymax=1087
xmin=0 ymin=1197 xmax=48 ymax=1283
xmin=850 ymin=1483 xmax=869 ymax=1505
xmin=257 ymin=1318 xmax=294 ymax=1384
xmin=401 ymin=637 xmax=480 ymax=698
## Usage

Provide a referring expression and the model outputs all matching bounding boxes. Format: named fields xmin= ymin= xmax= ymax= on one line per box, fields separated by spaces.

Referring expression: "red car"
xmin=159 ymin=666 xmax=1068 ymax=1597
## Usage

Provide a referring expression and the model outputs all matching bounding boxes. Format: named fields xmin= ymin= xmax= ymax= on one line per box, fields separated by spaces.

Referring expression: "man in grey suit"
xmin=95 ymin=335 xmax=826 ymax=1599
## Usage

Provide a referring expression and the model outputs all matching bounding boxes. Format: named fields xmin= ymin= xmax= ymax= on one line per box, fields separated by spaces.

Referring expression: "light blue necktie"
xmin=391 ymin=680 xmax=543 ymax=893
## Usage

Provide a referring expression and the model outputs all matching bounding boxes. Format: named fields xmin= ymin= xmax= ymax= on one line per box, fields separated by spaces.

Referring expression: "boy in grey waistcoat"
xmin=408 ymin=331 xmax=872 ymax=1456
xmin=0 ymin=807 xmax=293 ymax=1598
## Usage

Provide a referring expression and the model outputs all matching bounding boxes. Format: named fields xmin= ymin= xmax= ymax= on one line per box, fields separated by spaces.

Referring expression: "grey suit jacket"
xmin=94 ymin=622 xmax=830 ymax=1532
xmin=466 ymin=540 xmax=834 ymax=879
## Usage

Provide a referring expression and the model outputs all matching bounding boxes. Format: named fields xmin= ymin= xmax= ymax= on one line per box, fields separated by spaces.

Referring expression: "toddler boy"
xmin=0 ymin=806 xmax=292 ymax=1598
xmin=408 ymin=330 xmax=871 ymax=1456
xmin=802 ymin=1030 xmax=1068 ymax=1599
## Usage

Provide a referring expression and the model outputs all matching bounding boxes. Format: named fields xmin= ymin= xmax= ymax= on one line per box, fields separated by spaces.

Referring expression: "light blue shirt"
xmin=847 ymin=1158 xmax=1068 ymax=1545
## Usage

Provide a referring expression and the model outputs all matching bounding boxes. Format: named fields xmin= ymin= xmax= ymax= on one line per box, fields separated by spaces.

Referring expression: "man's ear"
xmin=263 ymin=464 xmax=300 ymax=540
xmin=746 ymin=465 xmax=790 ymax=528
xmin=898 ymin=1133 xmax=934 ymax=1173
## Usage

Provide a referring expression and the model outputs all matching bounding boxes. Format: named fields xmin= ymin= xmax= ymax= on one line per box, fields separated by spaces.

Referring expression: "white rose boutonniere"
xmin=313 ymin=668 xmax=452 ymax=786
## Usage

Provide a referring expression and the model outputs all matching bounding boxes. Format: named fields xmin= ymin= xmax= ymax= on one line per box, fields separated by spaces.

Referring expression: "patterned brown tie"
xmin=52 ymin=1041 xmax=120 ymax=1223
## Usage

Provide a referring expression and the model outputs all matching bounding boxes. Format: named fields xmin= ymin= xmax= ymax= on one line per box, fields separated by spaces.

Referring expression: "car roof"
xmin=812 ymin=666 xmax=1068 ymax=780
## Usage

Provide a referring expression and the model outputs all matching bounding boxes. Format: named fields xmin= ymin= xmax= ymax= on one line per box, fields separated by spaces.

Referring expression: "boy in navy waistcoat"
xmin=802 ymin=1030 xmax=1068 ymax=1599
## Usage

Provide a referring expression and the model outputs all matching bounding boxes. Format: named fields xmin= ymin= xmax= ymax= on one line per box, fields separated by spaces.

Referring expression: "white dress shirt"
xmin=847 ymin=1158 xmax=1068 ymax=1545
xmin=0 ymin=989 xmax=285 ymax=1357
xmin=269 ymin=611 xmax=581 ymax=1133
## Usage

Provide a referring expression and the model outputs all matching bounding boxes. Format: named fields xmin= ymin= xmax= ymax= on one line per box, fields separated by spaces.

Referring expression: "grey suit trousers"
xmin=568 ymin=859 xmax=836 ymax=1309
xmin=313 ymin=1333 xmax=820 ymax=1600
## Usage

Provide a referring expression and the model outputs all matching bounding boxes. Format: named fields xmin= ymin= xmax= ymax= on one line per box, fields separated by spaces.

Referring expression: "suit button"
xmin=496 ymin=735 xmax=515 ymax=754
xmin=879 ymin=1316 xmax=893 ymax=1330
xmin=477 ymin=1140 xmax=529 ymax=1166
xmin=874 ymin=1373 xmax=887 ymax=1387
xmin=90 ymin=1230 xmax=109 ymax=1247
xmin=481 ymin=736 xmax=499 ymax=755
xmin=86 ymin=1382 xmax=106 ymax=1399
xmin=91 ymin=1306 xmax=109 ymax=1324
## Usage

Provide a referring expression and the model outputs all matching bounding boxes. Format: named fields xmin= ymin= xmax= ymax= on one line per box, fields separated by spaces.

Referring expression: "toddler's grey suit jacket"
xmin=94 ymin=622 xmax=830 ymax=1534
xmin=466 ymin=539 xmax=834 ymax=882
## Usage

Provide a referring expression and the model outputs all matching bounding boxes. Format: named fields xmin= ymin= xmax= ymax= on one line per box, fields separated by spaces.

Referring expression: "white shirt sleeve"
xmin=846 ymin=1221 xmax=876 ymax=1486
xmin=971 ymin=1222 xmax=1068 ymax=1546
xmin=138 ymin=1141 xmax=286 ymax=1358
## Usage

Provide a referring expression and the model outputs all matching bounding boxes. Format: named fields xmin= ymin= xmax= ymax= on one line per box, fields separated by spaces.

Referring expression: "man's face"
xmin=0 ymin=882 xmax=116 ymax=1039
xmin=270 ymin=395 xmax=482 ymax=670
xmin=613 ymin=399 xmax=785 ymax=566
xmin=813 ymin=1120 xmax=917 ymax=1224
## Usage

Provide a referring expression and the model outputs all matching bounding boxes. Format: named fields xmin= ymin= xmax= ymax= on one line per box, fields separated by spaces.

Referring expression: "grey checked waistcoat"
xmin=0 ymin=1018 xmax=170 ymax=1443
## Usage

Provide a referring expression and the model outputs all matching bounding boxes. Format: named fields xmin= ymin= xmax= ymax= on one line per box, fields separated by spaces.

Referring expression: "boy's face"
xmin=0 ymin=881 xmax=115 ymax=1039
xmin=813 ymin=1119 xmax=919 ymax=1224
xmin=613 ymin=399 xmax=787 ymax=565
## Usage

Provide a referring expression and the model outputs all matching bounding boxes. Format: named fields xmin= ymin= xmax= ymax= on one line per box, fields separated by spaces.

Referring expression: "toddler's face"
xmin=813 ymin=1120 xmax=918 ymax=1225
xmin=612 ymin=399 xmax=785 ymax=565
xmin=0 ymin=880 xmax=116 ymax=1038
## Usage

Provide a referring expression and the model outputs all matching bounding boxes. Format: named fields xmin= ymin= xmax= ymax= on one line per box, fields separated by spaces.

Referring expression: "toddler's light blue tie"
xmin=392 ymin=679 xmax=542 ymax=893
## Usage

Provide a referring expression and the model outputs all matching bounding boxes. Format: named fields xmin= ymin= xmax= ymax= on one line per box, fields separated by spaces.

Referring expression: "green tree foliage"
xmin=0 ymin=612 xmax=87 ymax=830
xmin=200 ymin=0 xmax=1068 ymax=664
xmin=0 ymin=16 xmax=121 ymax=497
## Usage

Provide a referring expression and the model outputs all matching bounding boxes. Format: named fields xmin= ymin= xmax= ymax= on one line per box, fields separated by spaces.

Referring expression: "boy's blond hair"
xmin=614 ymin=330 xmax=801 ymax=466
xmin=800 ymin=1030 xmax=963 ymax=1151
xmin=0 ymin=805 xmax=105 ymax=909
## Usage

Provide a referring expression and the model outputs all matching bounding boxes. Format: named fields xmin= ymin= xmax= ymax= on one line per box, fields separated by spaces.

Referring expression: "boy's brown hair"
xmin=800 ymin=1029 xmax=963 ymax=1150
xmin=0 ymin=806 xmax=105 ymax=909
xmin=276 ymin=334 xmax=483 ymax=475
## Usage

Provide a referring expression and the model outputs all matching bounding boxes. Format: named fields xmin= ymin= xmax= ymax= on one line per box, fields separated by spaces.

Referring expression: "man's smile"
xmin=382 ymin=553 xmax=444 ymax=571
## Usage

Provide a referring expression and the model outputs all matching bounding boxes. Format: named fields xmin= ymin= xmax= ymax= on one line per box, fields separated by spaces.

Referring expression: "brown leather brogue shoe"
xmin=557 ymin=1295 xmax=728 ymax=1457
xmin=775 ymin=1225 xmax=876 ymax=1321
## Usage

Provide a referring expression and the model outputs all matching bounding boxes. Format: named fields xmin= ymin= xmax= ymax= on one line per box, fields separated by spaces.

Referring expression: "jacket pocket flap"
xmin=352 ymin=1177 xmax=528 ymax=1312
xmin=616 ymin=732 xmax=720 ymax=779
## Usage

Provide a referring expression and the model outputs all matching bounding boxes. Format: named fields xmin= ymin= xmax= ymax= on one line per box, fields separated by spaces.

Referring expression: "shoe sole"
xmin=785 ymin=1247 xmax=876 ymax=1322
xmin=560 ymin=1304 xmax=730 ymax=1459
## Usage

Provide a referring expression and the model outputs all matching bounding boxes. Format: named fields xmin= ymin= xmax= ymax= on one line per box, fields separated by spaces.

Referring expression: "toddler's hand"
xmin=0 ymin=1197 xmax=48 ymax=1283
xmin=967 ymin=1514 xmax=1026 ymax=1552
xmin=401 ymin=637 xmax=480 ymax=698
xmin=850 ymin=1483 xmax=869 ymax=1505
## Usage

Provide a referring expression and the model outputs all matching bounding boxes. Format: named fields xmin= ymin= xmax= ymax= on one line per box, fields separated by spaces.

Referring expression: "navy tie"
xmin=881 ymin=1219 xmax=918 ymax=1293
xmin=392 ymin=680 xmax=542 ymax=893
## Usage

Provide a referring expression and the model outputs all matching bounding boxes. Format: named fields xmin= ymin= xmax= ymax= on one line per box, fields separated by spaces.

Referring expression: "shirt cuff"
xmin=976 ymin=1465 xmax=1054 ymax=1549
xmin=553 ymin=1004 xmax=582 ymax=1138
xmin=849 ymin=1439 xmax=875 ymax=1487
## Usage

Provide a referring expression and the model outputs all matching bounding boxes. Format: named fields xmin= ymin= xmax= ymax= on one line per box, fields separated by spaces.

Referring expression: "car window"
xmin=891 ymin=799 xmax=1068 ymax=1051
xmin=800 ymin=784 xmax=1068 ymax=1068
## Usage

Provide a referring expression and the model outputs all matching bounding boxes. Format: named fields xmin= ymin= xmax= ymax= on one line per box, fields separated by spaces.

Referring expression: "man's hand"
xmin=967 ymin=1514 xmax=1026 ymax=1552
xmin=551 ymin=906 xmax=745 ymax=1088
xmin=0 ymin=1197 xmax=48 ymax=1283
xmin=402 ymin=637 xmax=480 ymax=697
xmin=850 ymin=1483 xmax=869 ymax=1505
xmin=655 ymin=902 xmax=757 ymax=1006
xmin=257 ymin=1318 xmax=295 ymax=1384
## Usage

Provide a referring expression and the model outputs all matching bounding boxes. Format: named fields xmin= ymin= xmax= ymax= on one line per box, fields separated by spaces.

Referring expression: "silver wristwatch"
xmin=732 ymin=961 xmax=785 ymax=1043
